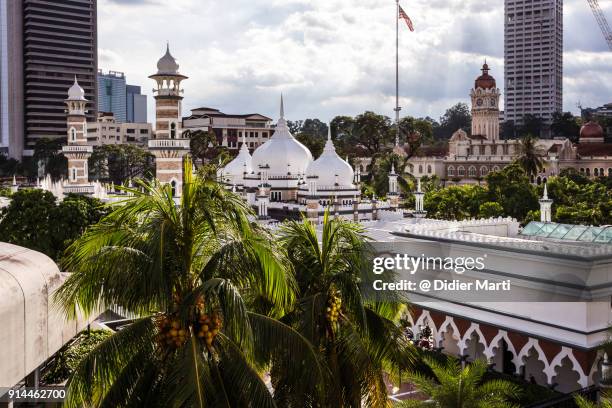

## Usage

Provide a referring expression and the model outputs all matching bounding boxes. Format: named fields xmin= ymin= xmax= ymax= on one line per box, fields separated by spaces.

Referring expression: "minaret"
xmin=62 ymin=76 xmax=93 ymax=195
xmin=413 ymin=179 xmax=427 ymax=218
xmin=539 ymin=183 xmax=553 ymax=222
xmin=470 ymin=61 xmax=501 ymax=141
xmin=11 ymin=175 xmax=18 ymax=194
xmin=256 ymin=171 xmax=270 ymax=220
xmin=148 ymin=43 xmax=190 ymax=198
xmin=388 ymin=163 xmax=399 ymax=209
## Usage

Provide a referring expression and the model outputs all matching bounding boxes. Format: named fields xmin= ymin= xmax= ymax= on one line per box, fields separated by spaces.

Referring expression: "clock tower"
xmin=470 ymin=62 xmax=500 ymax=141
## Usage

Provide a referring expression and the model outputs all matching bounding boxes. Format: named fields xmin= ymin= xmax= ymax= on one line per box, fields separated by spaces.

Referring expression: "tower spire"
xmin=280 ymin=93 xmax=285 ymax=119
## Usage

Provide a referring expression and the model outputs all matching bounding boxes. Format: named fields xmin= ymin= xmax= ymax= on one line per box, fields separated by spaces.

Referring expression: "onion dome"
xmin=251 ymin=95 xmax=313 ymax=175
xmin=306 ymin=125 xmax=354 ymax=187
xmin=475 ymin=61 xmax=496 ymax=89
xmin=580 ymin=121 xmax=604 ymax=140
xmin=155 ymin=43 xmax=180 ymax=75
xmin=223 ymin=134 xmax=253 ymax=179
xmin=67 ymin=76 xmax=86 ymax=101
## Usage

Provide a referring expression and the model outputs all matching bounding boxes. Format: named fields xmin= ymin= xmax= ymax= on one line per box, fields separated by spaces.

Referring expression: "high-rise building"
xmin=0 ymin=0 xmax=24 ymax=159
xmin=98 ymin=70 xmax=126 ymax=123
xmin=126 ymin=84 xmax=147 ymax=123
xmin=22 ymin=0 xmax=98 ymax=152
xmin=504 ymin=0 xmax=563 ymax=134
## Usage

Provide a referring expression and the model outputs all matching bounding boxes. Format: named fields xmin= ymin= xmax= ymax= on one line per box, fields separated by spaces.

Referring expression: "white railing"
xmin=148 ymin=139 xmax=190 ymax=149
xmin=64 ymin=185 xmax=95 ymax=194
xmin=62 ymin=145 xmax=93 ymax=153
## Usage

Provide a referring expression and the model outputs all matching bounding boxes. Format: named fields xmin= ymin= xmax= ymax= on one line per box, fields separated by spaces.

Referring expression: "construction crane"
xmin=586 ymin=0 xmax=612 ymax=50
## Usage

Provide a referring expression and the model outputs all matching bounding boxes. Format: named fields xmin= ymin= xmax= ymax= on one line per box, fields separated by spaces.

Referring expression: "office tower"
xmin=22 ymin=0 xmax=98 ymax=151
xmin=504 ymin=0 xmax=563 ymax=134
xmin=98 ymin=70 xmax=126 ymax=123
xmin=0 ymin=0 xmax=24 ymax=159
xmin=126 ymin=85 xmax=147 ymax=123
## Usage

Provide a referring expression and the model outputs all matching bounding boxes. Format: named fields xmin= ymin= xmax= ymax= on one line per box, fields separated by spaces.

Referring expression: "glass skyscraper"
xmin=98 ymin=70 xmax=127 ymax=123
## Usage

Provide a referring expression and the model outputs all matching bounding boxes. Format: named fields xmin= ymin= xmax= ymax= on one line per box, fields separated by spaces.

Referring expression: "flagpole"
xmin=395 ymin=0 xmax=401 ymax=147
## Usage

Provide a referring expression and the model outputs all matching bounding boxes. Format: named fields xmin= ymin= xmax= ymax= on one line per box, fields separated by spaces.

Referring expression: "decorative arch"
xmin=69 ymin=127 xmax=77 ymax=142
xmin=447 ymin=166 xmax=455 ymax=177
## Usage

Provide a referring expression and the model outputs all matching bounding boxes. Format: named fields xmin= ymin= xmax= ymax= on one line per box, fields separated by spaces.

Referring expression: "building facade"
xmin=0 ymin=0 xmax=24 ymax=159
xmin=183 ymin=107 xmax=272 ymax=151
xmin=22 ymin=0 xmax=98 ymax=151
xmin=504 ymin=0 xmax=563 ymax=131
xmin=98 ymin=70 xmax=126 ymax=123
xmin=126 ymin=84 xmax=147 ymax=123
xmin=409 ymin=64 xmax=612 ymax=184
xmin=86 ymin=112 xmax=151 ymax=146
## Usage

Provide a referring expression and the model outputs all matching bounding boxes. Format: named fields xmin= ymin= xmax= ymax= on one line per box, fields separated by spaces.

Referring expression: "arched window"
xmin=580 ymin=168 xmax=585 ymax=173
xmin=468 ymin=166 xmax=476 ymax=177
xmin=536 ymin=176 xmax=542 ymax=185
xmin=418 ymin=165 xmax=423 ymax=174
xmin=170 ymin=122 xmax=176 ymax=139
xmin=71 ymin=168 xmax=77 ymax=181
xmin=171 ymin=180 xmax=177 ymax=197
xmin=70 ymin=127 xmax=77 ymax=142
xmin=586 ymin=168 xmax=591 ymax=176
xmin=594 ymin=168 xmax=599 ymax=176
xmin=480 ymin=166 xmax=488 ymax=176
xmin=427 ymin=165 xmax=432 ymax=174
xmin=492 ymin=166 xmax=500 ymax=172
xmin=457 ymin=166 xmax=465 ymax=176
xmin=447 ymin=166 xmax=455 ymax=177
xmin=608 ymin=168 xmax=612 ymax=177
xmin=600 ymin=168 xmax=604 ymax=176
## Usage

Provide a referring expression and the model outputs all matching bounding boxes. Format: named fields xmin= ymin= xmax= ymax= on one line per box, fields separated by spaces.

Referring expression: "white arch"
xmin=548 ymin=347 xmax=589 ymax=389
xmin=462 ymin=324 xmax=490 ymax=359
xmin=438 ymin=317 xmax=464 ymax=354
xmin=487 ymin=330 xmax=522 ymax=374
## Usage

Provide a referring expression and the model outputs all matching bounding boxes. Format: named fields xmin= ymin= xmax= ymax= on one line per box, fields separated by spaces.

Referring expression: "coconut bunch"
xmin=194 ymin=296 xmax=223 ymax=350
xmin=326 ymin=291 xmax=342 ymax=325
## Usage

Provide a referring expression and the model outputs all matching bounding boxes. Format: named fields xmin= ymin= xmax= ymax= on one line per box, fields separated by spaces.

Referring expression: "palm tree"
xmin=516 ymin=134 xmax=544 ymax=179
xmin=574 ymin=396 xmax=612 ymax=408
xmin=275 ymin=212 xmax=416 ymax=407
xmin=395 ymin=357 xmax=521 ymax=408
xmin=55 ymin=158 xmax=324 ymax=407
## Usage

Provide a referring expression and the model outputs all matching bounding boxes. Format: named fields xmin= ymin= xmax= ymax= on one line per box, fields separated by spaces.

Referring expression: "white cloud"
xmin=97 ymin=0 xmax=612 ymax=124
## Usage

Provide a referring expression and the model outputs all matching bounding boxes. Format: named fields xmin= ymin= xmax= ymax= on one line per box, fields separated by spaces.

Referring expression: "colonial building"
xmin=183 ymin=107 xmax=273 ymax=151
xmin=409 ymin=64 xmax=612 ymax=184
xmin=147 ymin=44 xmax=191 ymax=197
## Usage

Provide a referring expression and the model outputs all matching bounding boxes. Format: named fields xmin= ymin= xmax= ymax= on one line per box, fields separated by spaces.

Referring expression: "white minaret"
xmin=11 ymin=175 xmax=18 ymax=194
xmin=63 ymin=76 xmax=94 ymax=195
xmin=256 ymin=171 xmax=269 ymax=220
xmin=148 ymin=43 xmax=190 ymax=198
xmin=388 ymin=163 xmax=399 ymax=209
xmin=539 ymin=183 xmax=553 ymax=222
xmin=413 ymin=179 xmax=427 ymax=218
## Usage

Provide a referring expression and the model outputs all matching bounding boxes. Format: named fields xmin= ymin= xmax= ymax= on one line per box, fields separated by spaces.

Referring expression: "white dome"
xmin=155 ymin=43 xmax=180 ymax=75
xmin=306 ymin=126 xmax=354 ymax=187
xmin=67 ymin=76 xmax=86 ymax=101
xmin=223 ymin=136 xmax=253 ymax=180
xmin=251 ymin=96 xmax=313 ymax=175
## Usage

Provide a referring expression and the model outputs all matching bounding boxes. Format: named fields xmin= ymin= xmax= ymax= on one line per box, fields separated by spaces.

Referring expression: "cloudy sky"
xmin=99 ymin=0 xmax=612 ymax=124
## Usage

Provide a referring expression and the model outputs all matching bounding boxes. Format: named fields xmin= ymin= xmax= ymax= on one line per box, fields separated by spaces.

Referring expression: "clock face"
xmin=476 ymin=98 xmax=483 ymax=106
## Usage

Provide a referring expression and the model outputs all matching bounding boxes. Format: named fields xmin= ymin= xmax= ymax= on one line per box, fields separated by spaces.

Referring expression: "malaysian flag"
xmin=398 ymin=5 xmax=414 ymax=32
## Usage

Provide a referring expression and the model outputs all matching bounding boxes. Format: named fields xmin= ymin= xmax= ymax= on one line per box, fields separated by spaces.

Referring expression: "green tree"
xmin=478 ymin=202 xmax=504 ymax=218
xmin=516 ymin=134 xmax=544 ymax=178
xmin=486 ymin=164 xmax=538 ymax=221
xmin=351 ymin=111 xmax=394 ymax=156
xmin=0 ymin=189 xmax=57 ymax=256
xmin=55 ymin=160 xmax=323 ymax=407
xmin=437 ymin=103 xmax=471 ymax=139
xmin=396 ymin=357 xmax=521 ymax=408
xmin=34 ymin=138 xmax=67 ymax=180
xmin=551 ymin=111 xmax=581 ymax=142
xmin=276 ymin=213 xmax=416 ymax=407
xmin=300 ymin=118 xmax=328 ymax=138
xmin=0 ymin=190 xmax=108 ymax=260
xmin=519 ymin=114 xmax=544 ymax=138
xmin=185 ymin=129 xmax=226 ymax=166
xmin=296 ymin=132 xmax=326 ymax=158
xmin=89 ymin=144 xmax=155 ymax=184
xmin=574 ymin=396 xmax=612 ymax=408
